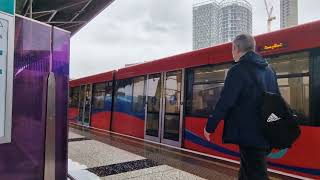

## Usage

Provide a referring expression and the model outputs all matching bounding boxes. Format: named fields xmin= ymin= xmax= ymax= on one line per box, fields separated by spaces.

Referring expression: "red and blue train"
xmin=68 ymin=20 xmax=320 ymax=179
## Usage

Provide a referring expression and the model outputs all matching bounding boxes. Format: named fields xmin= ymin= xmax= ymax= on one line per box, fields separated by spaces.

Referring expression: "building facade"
xmin=280 ymin=0 xmax=298 ymax=29
xmin=218 ymin=0 xmax=252 ymax=43
xmin=193 ymin=1 xmax=220 ymax=50
xmin=193 ymin=0 xmax=252 ymax=50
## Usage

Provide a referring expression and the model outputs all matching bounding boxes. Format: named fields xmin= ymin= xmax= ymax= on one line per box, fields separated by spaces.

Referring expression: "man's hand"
xmin=204 ymin=127 xmax=211 ymax=141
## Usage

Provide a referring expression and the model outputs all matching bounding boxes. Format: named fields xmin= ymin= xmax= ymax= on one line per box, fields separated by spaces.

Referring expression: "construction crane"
xmin=264 ymin=0 xmax=276 ymax=32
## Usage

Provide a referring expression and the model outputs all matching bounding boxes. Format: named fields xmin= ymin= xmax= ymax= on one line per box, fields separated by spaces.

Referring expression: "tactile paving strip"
xmin=87 ymin=159 xmax=161 ymax=177
xmin=68 ymin=137 xmax=91 ymax=142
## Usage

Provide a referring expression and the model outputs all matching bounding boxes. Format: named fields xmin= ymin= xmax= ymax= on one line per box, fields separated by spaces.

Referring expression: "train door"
xmin=144 ymin=70 xmax=184 ymax=147
xmin=78 ymin=84 xmax=92 ymax=126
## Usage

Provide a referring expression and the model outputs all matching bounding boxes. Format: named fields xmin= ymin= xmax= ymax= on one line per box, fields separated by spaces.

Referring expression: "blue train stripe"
xmin=184 ymin=129 xmax=240 ymax=157
xmin=184 ymin=130 xmax=320 ymax=176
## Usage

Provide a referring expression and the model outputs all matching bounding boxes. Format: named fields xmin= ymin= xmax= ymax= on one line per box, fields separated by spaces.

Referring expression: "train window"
xmin=132 ymin=76 xmax=145 ymax=113
xmin=92 ymin=82 xmax=106 ymax=110
xmin=93 ymin=83 xmax=106 ymax=91
xmin=186 ymin=52 xmax=312 ymax=124
xmin=278 ymin=77 xmax=309 ymax=120
xmin=114 ymin=79 xmax=133 ymax=112
xmin=191 ymin=83 xmax=224 ymax=115
xmin=105 ymin=80 xmax=113 ymax=104
xmin=165 ymin=71 xmax=182 ymax=114
xmin=268 ymin=51 xmax=310 ymax=125
xmin=147 ymin=74 xmax=162 ymax=113
xmin=269 ymin=52 xmax=309 ymax=76
xmin=69 ymin=87 xmax=80 ymax=108
xmin=194 ymin=64 xmax=229 ymax=83
xmin=186 ymin=64 xmax=230 ymax=117
xmin=116 ymin=79 xmax=132 ymax=98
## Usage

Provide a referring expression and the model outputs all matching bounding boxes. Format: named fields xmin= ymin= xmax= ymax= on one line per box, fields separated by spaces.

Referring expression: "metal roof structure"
xmin=16 ymin=0 xmax=115 ymax=35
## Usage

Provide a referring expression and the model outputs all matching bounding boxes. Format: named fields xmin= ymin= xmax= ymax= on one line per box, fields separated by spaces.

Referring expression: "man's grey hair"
xmin=232 ymin=34 xmax=256 ymax=53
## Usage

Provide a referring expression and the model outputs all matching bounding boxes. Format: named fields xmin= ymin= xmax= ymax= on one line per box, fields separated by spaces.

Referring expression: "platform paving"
xmin=68 ymin=126 xmax=296 ymax=180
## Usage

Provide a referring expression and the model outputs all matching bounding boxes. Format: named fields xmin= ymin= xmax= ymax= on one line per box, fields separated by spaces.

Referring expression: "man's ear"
xmin=236 ymin=47 xmax=240 ymax=54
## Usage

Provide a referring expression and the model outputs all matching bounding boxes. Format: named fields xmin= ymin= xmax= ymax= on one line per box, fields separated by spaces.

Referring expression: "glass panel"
xmin=163 ymin=115 xmax=180 ymax=141
xmin=278 ymin=77 xmax=310 ymax=124
xmin=187 ymin=64 xmax=230 ymax=116
xmin=92 ymin=91 xmax=105 ymax=109
xmin=163 ymin=71 xmax=182 ymax=141
xmin=83 ymin=85 xmax=92 ymax=125
xmin=7 ymin=13 xmax=52 ymax=176
xmin=93 ymin=83 xmax=106 ymax=92
xmin=105 ymin=86 xmax=113 ymax=111
xmin=114 ymin=79 xmax=133 ymax=113
xmin=70 ymin=87 xmax=80 ymax=108
xmin=146 ymin=74 xmax=162 ymax=137
xmin=194 ymin=64 xmax=229 ymax=83
xmin=268 ymin=52 xmax=311 ymax=125
xmin=78 ymin=85 xmax=86 ymax=122
xmin=116 ymin=80 xmax=132 ymax=98
xmin=191 ymin=83 xmax=224 ymax=115
xmin=146 ymin=113 xmax=160 ymax=137
xmin=165 ymin=71 xmax=182 ymax=114
xmin=132 ymin=76 xmax=145 ymax=113
xmin=268 ymin=52 xmax=309 ymax=76
xmin=92 ymin=83 xmax=106 ymax=110
xmin=147 ymin=74 xmax=162 ymax=113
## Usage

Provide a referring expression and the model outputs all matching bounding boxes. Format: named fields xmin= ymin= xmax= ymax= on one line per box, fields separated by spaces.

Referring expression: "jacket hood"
xmin=239 ymin=51 xmax=268 ymax=68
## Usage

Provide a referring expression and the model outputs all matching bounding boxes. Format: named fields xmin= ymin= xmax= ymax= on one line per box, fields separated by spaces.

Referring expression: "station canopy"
xmin=16 ymin=0 xmax=115 ymax=35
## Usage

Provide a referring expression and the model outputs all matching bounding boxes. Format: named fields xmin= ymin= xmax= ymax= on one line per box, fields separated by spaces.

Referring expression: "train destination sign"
xmin=259 ymin=42 xmax=288 ymax=52
xmin=0 ymin=0 xmax=15 ymax=144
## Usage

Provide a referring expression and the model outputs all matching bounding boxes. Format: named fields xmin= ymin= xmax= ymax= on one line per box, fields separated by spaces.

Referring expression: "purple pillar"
xmin=52 ymin=27 xmax=70 ymax=180
xmin=0 ymin=16 xmax=70 ymax=180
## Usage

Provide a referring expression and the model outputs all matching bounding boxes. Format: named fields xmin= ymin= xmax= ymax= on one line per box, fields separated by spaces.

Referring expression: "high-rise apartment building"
xmin=280 ymin=0 xmax=298 ymax=28
xmin=218 ymin=0 xmax=252 ymax=43
xmin=193 ymin=1 xmax=219 ymax=50
xmin=193 ymin=0 xmax=252 ymax=50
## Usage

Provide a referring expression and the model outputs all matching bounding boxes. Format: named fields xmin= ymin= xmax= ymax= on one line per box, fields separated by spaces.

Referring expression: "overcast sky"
xmin=70 ymin=0 xmax=320 ymax=79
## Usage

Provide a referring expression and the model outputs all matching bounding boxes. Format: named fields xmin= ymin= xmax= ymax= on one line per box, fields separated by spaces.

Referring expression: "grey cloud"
xmin=143 ymin=20 xmax=170 ymax=33
xmin=70 ymin=0 xmax=319 ymax=79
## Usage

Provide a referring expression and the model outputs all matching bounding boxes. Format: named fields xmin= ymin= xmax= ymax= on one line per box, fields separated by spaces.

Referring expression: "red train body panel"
xmin=68 ymin=108 xmax=79 ymax=123
xmin=184 ymin=117 xmax=320 ymax=179
xmin=111 ymin=112 xmax=144 ymax=138
xmin=70 ymin=71 xmax=115 ymax=87
xmin=91 ymin=112 xmax=112 ymax=130
xmin=68 ymin=20 xmax=320 ymax=179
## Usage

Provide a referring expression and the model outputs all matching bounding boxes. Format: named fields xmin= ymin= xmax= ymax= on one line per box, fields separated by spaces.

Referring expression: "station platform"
xmin=67 ymin=126 xmax=298 ymax=180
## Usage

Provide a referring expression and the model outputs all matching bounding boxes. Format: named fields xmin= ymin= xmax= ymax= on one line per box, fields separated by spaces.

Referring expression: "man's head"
xmin=232 ymin=34 xmax=256 ymax=62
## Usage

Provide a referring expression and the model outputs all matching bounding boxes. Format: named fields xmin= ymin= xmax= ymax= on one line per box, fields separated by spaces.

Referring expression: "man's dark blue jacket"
xmin=205 ymin=51 xmax=280 ymax=148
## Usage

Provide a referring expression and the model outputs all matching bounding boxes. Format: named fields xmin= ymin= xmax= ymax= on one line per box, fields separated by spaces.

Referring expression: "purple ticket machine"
xmin=0 ymin=14 xmax=70 ymax=180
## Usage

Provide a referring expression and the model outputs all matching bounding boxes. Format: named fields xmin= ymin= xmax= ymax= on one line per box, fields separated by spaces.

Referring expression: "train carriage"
xmin=69 ymin=71 xmax=115 ymax=130
xmin=69 ymin=20 xmax=320 ymax=179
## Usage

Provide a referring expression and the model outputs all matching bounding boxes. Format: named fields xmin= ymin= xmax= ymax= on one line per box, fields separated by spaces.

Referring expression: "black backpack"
xmin=245 ymin=63 xmax=301 ymax=149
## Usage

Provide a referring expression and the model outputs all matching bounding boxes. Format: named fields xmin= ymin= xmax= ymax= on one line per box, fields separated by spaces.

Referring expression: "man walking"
xmin=204 ymin=34 xmax=280 ymax=180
